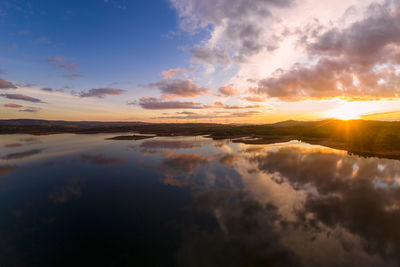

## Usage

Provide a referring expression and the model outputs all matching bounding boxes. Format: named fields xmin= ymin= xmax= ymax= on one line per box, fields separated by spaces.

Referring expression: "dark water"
xmin=1 ymin=134 xmax=400 ymax=267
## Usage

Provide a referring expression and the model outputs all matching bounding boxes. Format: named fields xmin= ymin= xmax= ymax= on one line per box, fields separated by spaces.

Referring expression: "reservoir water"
xmin=1 ymin=134 xmax=400 ymax=266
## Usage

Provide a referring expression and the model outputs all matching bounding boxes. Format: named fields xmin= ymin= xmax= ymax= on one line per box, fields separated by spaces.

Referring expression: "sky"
xmin=0 ymin=0 xmax=400 ymax=123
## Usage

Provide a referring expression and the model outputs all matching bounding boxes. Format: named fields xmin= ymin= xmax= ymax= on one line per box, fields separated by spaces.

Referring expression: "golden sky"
xmin=1 ymin=0 xmax=400 ymax=122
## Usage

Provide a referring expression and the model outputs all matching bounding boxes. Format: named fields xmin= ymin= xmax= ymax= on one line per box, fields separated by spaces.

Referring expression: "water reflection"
xmin=0 ymin=165 xmax=16 ymax=178
xmin=0 ymin=135 xmax=400 ymax=266
xmin=81 ymin=154 xmax=124 ymax=165
xmin=2 ymin=149 xmax=43 ymax=160
xmin=49 ymin=178 xmax=84 ymax=203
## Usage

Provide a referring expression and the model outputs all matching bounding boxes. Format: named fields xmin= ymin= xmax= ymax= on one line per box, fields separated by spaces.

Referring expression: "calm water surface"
xmin=1 ymin=134 xmax=400 ymax=267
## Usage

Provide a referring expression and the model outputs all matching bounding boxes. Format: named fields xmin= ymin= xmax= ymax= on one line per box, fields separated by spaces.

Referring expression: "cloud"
xmin=218 ymin=85 xmax=238 ymax=96
xmin=0 ymin=78 xmax=18 ymax=89
xmin=0 ymin=93 xmax=45 ymax=103
xmin=46 ymin=56 xmax=78 ymax=70
xmin=81 ymin=154 xmax=123 ymax=165
xmin=162 ymin=68 xmax=187 ymax=78
xmin=17 ymin=83 xmax=35 ymax=88
xmin=250 ymin=1 xmax=400 ymax=100
xmin=171 ymin=0 xmax=294 ymax=64
xmin=79 ymin=88 xmax=126 ymax=98
xmin=145 ymin=78 xmax=210 ymax=98
xmin=41 ymin=87 xmax=65 ymax=93
xmin=190 ymin=46 xmax=231 ymax=65
xmin=155 ymin=110 xmax=262 ymax=119
xmin=3 ymin=103 xmax=22 ymax=108
xmin=133 ymin=97 xmax=264 ymax=111
xmin=241 ymin=96 xmax=266 ymax=102
xmin=178 ymin=111 xmax=198 ymax=115
xmin=132 ymin=97 xmax=206 ymax=109
xmin=218 ymin=103 xmax=262 ymax=110
xmin=19 ymin=107 xmax=41 ymax=113
xmin=46 ymin=56 xmax=83 ymax=79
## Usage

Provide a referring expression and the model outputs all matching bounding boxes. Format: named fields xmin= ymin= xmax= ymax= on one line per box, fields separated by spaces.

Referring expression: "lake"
xmin=1 ymin=134 xmax=400 ymax=267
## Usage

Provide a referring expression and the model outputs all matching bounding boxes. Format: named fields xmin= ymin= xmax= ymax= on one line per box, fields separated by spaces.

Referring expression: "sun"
xmin=327 ymin=108 xmax=360 ymax=120
xmin=325 ymin=101 xmax=376 ymax=120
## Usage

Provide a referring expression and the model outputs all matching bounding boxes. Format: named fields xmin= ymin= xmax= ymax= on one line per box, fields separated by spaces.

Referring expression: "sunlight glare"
xmin=325 ymin=101 xmax=379 ymax=120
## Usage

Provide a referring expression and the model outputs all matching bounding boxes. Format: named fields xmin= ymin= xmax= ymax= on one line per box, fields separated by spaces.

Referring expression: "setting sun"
xmin=325 ymin=101 xmax=389 ymax=120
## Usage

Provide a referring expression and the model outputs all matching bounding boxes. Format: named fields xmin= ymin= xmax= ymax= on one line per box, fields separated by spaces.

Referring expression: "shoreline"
xmin=2 ymin=119 xmax=400 ymax=160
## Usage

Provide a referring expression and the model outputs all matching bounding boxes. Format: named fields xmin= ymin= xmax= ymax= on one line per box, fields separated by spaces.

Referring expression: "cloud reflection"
xmin=81 ymin=154 xmax=123 ymax=165
xmin=139 ymin=139 xmax=202 ymax=154
xmin=49 ymin=178 xmax=84 ymax=203
xmin=161 ymin=152 xmax=211 ymax=176
xmin=2 ymin=149 xmax=43 ymax=160
xmin=0 ymin=165 xmax=16 ymax=178
xmin=160 ymin=141 xmax=400 ymax=266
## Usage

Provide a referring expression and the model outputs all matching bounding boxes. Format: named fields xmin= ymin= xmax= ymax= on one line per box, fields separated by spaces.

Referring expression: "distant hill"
xmin=0 ymin=119 xmax=149 ymax=127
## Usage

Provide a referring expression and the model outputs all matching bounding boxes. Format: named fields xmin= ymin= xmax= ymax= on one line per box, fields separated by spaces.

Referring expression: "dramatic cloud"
xmin=3 ymin=103 xmax=22 ymax=108
xmin=218 ymin=85 xmax=238 ymax=96
xmin=145 ymin=78 xmax=210 ymax=98
xmin=19 ymin=107 xmax=41 ymax=113
xmin=0 ymin=78 xmax=17 ymax=89
xmin=171 ymin=0 xmax=294 ymax=64
xmin=251 ymin=1 xmax=400 ymax=100
xmin=0 ymin=94 xmax=45 ymax=103
xmin=79 ymin=88 xmax=126 ymax=98
xmin=190 ymin=46 xmax=230 ymax=65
